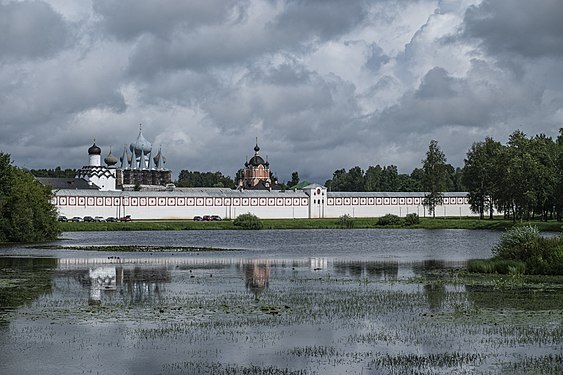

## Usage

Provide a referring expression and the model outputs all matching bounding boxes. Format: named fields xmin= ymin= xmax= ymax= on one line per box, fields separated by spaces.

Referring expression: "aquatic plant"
xmin=491 ymin=225 xmax=563 ymax=275
xmin=492 ymin=225 xmax=541 ymax=260
xmin=336 ymin=214 xmax=354 ymax=228
xmin=404 ymin=213 xmax=420 ymax=226
xmin=377 ymin=214 xmax=402 ymax=226
xmin=233 ymin=213 xmax=264 ymax=230
xmin=468 ymin=259 xmax=526 ymax=275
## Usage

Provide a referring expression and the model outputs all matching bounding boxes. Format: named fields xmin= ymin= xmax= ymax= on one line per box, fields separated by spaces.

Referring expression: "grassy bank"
xmin=469 ymin=225 xmax=563 ymax=275
xmin=58 ymin=217 xmax=562 ymax=232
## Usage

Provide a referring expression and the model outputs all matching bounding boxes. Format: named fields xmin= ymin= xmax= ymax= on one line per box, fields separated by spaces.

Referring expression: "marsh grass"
xmin=470 ymin=225 xmax=563 ymax=275
xmin=161 ymin=362 xmax=312 ymax=374
xmin=2 ymin=261 xmax=563 ymax=374
xmin=468 ymin=259 xmax=526 ymax=274
xmin=32 ymin=244 xmax=239 ymax=252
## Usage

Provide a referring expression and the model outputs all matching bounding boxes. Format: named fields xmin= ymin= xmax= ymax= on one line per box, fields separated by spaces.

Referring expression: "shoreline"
xmin=57 ymin=217 xmax=562 ymax=232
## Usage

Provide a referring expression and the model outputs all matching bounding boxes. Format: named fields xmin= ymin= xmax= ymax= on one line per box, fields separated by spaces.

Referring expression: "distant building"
xmin=115 ymin=125 xmax=172 ymax=189
xmin=74 ymin=142 xmax=117 ymax=191
xmin=238 ymin=139 xmax=272 ymax=190
xmin=41 ymin=130 xmax=480 ymax=220
xmin=62 ymin=125 xmax=172 ymax=192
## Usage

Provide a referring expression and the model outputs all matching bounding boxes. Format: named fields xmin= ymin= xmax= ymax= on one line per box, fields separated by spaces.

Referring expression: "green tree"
xmin=0 ymin=153 xmax=59 ymax=242
xmin=497 ymin=131 xmax=540 ymax=221
xmin=380 ymin=165 xmax=400 ymax=191
xmin=528 ymin=134 xmax=558 ymax=221
xmin=364 ymin=165 xmax=382 ymax=191
xmin=348 ymin=166 xmax=365 ymax=191
xmin=176 ymin=170 xmax=235 ymax=188
xmin=396 ymin=173 xmax=421 ymax=192
xmin=409 ymin=168 xmax=424 ymax=190
xmin=422 ymin=140 xmax=448 ymax=218
xmin=462 ymin=137 xmax=502 ymax=219
xmin=556 ymin=129 xmax=563 ymax=221
xmin=287 ymin=171 xmax=300 ymax=188
xmin=28 ymin=167 xmax=77 ymax=178
xmin=325 ymin=168 xmax=350 ymax=191
xmin=234 ymin=168 xmax=244 ymax=186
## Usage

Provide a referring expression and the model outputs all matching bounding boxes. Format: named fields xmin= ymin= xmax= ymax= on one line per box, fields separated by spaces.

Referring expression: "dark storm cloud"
xmin=463 ymin=0 xmax=563 ymax=58
xmin=374 ymin=62 xmax=537 ymax=137
xmin=125 ymin=0 xmax=369 ymax=77
xmin=126 ymin=29 xmax=269 ymax=76
xmin=93 ymin=0 xmax=242 ymax=40
xmin=2 ymin=0 xmax=562 ymax=183
xmin=0 ymin=1 xmax=69 ymax=61
xmin=201 ymin=62 xmax=361 ymax=145
xmin=270 ymin=0 xmax=368 ymax=42
xmin=414 ymin=67 xmax=456 ymax=99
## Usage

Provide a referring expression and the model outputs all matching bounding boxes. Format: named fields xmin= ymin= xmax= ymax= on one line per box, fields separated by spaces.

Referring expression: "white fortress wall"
xmin=324 ymin=192 xmax=476 ymax=218
xmin=53 ymin=189 xmax=310 ymax=220
xmin=53 ymin=188 xmax=478 ymax=219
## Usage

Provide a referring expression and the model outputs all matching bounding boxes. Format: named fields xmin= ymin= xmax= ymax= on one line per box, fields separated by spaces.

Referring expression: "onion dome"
xmin=249 ymin=154 xmax=265 ymax=166
xmin=88 ymin=142 xmax=101 ymax=155
xmin=248 ymin=138 xmax=265 ymax=166
xmin=129 ymin=124 xmax=152 ymax=156
xmin=104 ymin=147 xmax=118 ymax=167
xmin=153 ymin=149 xmax=161 ymax=165
xmin=153 ymin=147 xmax=166 ymax=168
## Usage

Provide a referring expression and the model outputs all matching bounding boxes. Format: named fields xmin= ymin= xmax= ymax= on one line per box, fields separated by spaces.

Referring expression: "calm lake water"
xmin=2 ymin=228 xmax=500 ymax=260
xmin=1 ymin=229 xmax=562 ymax=374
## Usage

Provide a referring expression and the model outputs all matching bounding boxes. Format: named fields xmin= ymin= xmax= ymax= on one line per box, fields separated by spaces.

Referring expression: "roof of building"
xmin=104 ymin=148 xmax=118 ymax=166
xmin=53 ymin=187 xmax=309 ymax=198
xmin=76 ymin=165 xmax=115 ymax=179
xmin=248 ymin=154 xmax=266 ymax=166
xmin=37 ymin=177 xmax=100 ymax=190
xmin=88 ymin=143 xmax=101 ymax=155
xmin=327 ymin=191 xmax=468 ymax=198
xmin=130 ymin=124 xmax=152 ymax=155
xmin=247 ymin=139 xmax=267 ymax=167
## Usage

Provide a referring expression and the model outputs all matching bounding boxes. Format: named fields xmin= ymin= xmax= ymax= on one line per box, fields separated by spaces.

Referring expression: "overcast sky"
xmin=1 ymin=0 xmax=562 ymax=183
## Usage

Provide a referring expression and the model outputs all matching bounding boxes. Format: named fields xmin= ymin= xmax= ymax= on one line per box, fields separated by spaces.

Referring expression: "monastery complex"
xmin=41 ymin=126 xmax=476 ymax=220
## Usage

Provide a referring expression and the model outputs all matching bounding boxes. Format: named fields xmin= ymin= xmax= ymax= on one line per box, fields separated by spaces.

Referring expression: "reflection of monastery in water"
xmin=39 ymin=126 xmax=479 ymax=220
xmin=242 ymin=260 xmax=270 ymax=300
xmin=76 ymin=265 xmax=171 ymax=305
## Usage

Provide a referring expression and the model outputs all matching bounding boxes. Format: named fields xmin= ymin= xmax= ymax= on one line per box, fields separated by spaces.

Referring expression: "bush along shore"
xmin=469 ymin=225 xmax=563 ymax=275
xmin=58 ymin=216 xmax=563 ymax=232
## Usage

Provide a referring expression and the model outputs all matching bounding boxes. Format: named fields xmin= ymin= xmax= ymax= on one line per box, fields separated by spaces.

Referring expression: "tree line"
xmin=324 ymin=163 xmax=464 ymax=193
xmin=28 ymin=166 xmax=78 ymax=178
xmin=173 ymin=129 xmax=562 ymax=221
xmin=1 ymin=153 xmax=60 ymax=242
xmin=175 ymin=169 xmax=299 ymax=190
xmin=26 ymin=128 xmax=562 ymax=222
xmin=324 ymin=129 xmax=563 ymax=221
xmin=463 ymin=130 xmax=562 ymax=221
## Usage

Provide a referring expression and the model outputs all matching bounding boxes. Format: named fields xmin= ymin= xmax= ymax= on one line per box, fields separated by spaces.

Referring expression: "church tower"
xmin=238 ymin=139 xmax=272 ymax=190
xmin=88 ymin=141 xmax=101 ymax=166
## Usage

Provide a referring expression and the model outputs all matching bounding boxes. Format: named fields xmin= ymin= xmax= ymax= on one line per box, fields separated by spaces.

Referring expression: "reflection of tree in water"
xmin=121 ymin=267 xmax=170 ymax=305
xmin=333 ymin=261 xmax=399 ymax=280
xmin=423 ymin=283 xmax=446 ymax=311
xmin=242 ymin=260 xmax=270 ymax=301
xmin=0 ymin=257 xmax=56 ymax=327
xmin=413 ymin=260 xmax=447 ymax=312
